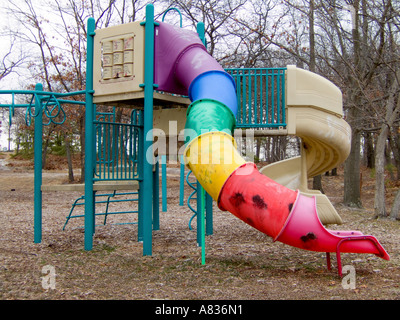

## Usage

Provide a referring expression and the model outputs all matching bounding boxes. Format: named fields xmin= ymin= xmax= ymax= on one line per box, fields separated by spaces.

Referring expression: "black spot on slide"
xmin=230 ymin=192 xmax=245 ymax=207
xmin=252 ymin=195 xmax=268 ymax=210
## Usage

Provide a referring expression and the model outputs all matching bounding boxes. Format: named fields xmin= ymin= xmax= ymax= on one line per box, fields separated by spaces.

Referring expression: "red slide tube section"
xmin=218 ymin=163 xmax=298 ymax=239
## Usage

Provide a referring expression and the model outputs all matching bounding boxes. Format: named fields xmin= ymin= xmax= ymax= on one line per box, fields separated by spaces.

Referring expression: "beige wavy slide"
xmin=260 ymin=65 xmax=351 ymax=225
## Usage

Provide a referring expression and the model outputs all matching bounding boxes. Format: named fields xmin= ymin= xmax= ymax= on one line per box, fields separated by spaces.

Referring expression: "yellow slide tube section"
xmin=184 ymin=131 xmax=246 ymax=200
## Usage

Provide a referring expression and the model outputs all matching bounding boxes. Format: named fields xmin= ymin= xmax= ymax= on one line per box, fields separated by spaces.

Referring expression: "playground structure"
xmin=0 ymin=4 xmax=389 ymax=276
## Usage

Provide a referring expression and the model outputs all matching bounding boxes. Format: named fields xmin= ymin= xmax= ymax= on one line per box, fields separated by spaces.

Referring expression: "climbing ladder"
xmin=59 ymin=107 xmax=144 ymax=229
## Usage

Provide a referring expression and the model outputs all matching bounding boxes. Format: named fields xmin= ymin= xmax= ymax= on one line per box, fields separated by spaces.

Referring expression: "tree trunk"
xmin=42 ymin=125 xmax=55 ymax=170
xmin=264 ymin=137 xmax=270 ymax=163
xmin=255 ymin=137 xmax=261 ymax=162
xmin=390 ymin=188 xmax=400 ymax=220
xmin=364 ymin=131 xmax=375 ymax=168
xmin=309 ymin=0 xmax=315 ymax=72
xmin=374 ymin=63 xmax=400 ymax=217
xmin=64 ymin=133 xmax=74 ymax=183
xmin=374 ymin=125 xmax=388 ymax=217
xmin=389 ymin=126 xmax=400 ymax=180
xmin=344 ymin=126 xmax=362 ymax=207
xmin=309 ymin=0 xmax=324 ymax=193
xmin=312 ymin=174 xmax=324 ymax=194
xmin=344 ymin=0 xmax=363 ymax=208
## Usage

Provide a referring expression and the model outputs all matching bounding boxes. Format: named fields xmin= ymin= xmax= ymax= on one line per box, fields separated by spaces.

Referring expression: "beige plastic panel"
xmin=260 ymin=156 xmax=302 ymax=191
xmin=285 ymin=65 xmax=351 ymax=177
xmin=260 ymin=65 xmax=351 ymax=225
xmin=93 ymin=21 xmax=145 ymax=104
xmin=286 ymin=65 xmax=343 ymax=116
xmin=153 ymin=107 xmax=188 ymax=136
xmin=287 ymin=107 xmax=351 ymax=175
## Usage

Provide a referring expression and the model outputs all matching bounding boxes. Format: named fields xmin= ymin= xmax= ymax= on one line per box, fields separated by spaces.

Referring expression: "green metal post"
xmin=196 ymin=22 xmax=206 ymax=47
xmin=179 ymin=155 xmax=184 ymax=206
xmin=34 ymin=83 xmax=43 ymax=244
xmin=282 ymin=69 xmax=286 ymax=125
xmin=138 ymin=111 xmax=144 ymax=242
xmin=205 ymin=192 xmax=213 ymax=236
xmin=271 ymin=70 xmax=275 ymax=124
xmin=199 ymin=184 xmax=206 ymax=265
xmin=161 ymin=155 xmax=167 ymax=212
xmin=153 ymin=157 xmax=160 ymax=230
xmin=84 ymin=17 xmax=96 ymax=251
xmin=139 ymin=3 xmax=158 ymax=256
xmin=196 ymin=181 xmax=203 ymax=246
xmin=276 ymin=69 xmax=280 ymax=124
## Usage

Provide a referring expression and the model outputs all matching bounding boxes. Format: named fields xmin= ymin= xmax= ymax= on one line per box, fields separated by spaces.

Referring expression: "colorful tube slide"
xmin=154 ymin=22 xmax=390 ymax=264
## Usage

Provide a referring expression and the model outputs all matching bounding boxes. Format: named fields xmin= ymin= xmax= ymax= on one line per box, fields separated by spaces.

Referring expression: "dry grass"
xmin=0 ymin=153 xmax=399 ymax=300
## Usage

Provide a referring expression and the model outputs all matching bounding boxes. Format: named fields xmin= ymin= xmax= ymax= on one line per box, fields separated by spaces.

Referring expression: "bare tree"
xmin=168 ymin=0 xmax=247 ymax=59
xmin=374 ymin=69 xmax=400 ymax=217
xmin=0 ymin=43 xmax=25 ymax=81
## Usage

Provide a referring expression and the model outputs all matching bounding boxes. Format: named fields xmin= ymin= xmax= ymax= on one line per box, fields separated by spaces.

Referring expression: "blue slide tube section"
xmin=188 ymin=70 xmax=238 ymax=116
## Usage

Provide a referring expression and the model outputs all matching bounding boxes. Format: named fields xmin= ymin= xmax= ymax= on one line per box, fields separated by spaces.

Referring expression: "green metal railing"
xmin=94 ymin=109 xmax=143 ymax=181
xmin=225 ymin=68 xmax=287 ymax=129
xmin=0 ymin=89 xmax=85 ymax=126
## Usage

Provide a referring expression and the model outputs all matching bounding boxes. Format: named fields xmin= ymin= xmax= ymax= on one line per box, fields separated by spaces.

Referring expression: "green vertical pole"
xmin=277 ymin=69 xmax=280 ymax=124
xmin=179 ymin=155 xmax=184 ymax=206
xmin=196 ymin=181 xmax=203 ymax=246
xmin=140 ymin=3 xmax=158 ymax=256
xmin=271 ymin=69 xmax=275 ymax=125
xmin=282 ymin=68 xmax=286 ymax=125
xmin=153 ymin=157 xmax=160 ymax=231
xmin=205 ymin=192 xmax=213 ymax=236
xmin=196 ymin=20 xmax=207 ymax=264
xmin=161 ymin=154 xmax=167 ymax=212
xmin=84 ymin=17 xmax=96 ymax=251
xmin=200 ymin=185 xmax=206 ymax=265
xmin=196 ymin=22 xmax=206 ymax=47
xmin=33 ymin=83 xmax=43 ymax=244
xmin=138 ymin=111 xmax=144 ymax=242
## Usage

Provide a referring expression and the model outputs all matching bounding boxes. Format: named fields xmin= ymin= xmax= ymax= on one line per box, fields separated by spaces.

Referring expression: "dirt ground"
xmin=0 ymin=152 xmax=399 ymax=301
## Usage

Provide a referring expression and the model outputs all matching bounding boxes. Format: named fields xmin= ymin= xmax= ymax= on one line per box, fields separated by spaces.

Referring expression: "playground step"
xmin=41 ymin=180 xmax=139 ymax=192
